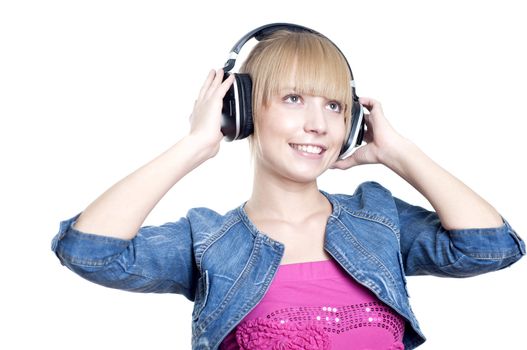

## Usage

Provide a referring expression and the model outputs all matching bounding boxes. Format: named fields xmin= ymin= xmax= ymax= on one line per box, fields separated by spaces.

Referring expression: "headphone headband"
xmin=223 ymin=22 xmax=355 ymax=88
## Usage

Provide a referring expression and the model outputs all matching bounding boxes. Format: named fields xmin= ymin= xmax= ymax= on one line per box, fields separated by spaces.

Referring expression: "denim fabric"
xmin=51 ymin=181 xmax=525 ymax=349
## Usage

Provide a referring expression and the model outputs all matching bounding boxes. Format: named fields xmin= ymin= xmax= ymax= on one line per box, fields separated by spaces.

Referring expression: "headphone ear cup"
xmin=221 ymin=73 xmax=254 ymax=141
xmin=235 ymin=74 xmax=254 ymax=140
xmin=221 ymin=73 xmax=237 ymax=141
xmin=339 ymin=101 xmax=365 ymax=159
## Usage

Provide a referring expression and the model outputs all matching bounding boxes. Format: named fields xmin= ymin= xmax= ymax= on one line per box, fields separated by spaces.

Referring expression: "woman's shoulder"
xmin=185 ymin=205 xmax=243 ymax=229
xmin=327 ymin=181 xmax=399 ymax=220
xmin=329 ymin=181 xmax=395 ymax=204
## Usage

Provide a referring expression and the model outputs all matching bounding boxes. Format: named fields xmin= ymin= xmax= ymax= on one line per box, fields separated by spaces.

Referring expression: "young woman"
xmin=51 ymin=24 xmax=525 ymax=350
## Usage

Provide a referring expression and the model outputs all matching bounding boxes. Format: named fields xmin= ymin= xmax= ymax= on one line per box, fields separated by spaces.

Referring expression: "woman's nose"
xmin=304 ymin=99 xmax=328 ymax=134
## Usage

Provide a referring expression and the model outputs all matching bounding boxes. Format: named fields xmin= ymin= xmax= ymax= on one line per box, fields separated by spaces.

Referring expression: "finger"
xmin=211 ymin=68 xmax=225 ymax=87
xmin=204 ymin=68 xmax=226 ymax=99
xmin=331 ymin=155 xmax=358 ymax=169
xmin=198 ymin=69 xmax=216 ymax=101
xmin=359 ymin=96 xmax=375 ymax=105
xmin=359 ymin=97 xmax=378 ymax=112
xmin=215 ymin=73 xmax=235 ymax=97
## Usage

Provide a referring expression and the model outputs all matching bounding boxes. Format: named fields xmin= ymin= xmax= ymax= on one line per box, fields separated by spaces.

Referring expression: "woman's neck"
xmin=245 ymin=169 xmax=329 ymax=223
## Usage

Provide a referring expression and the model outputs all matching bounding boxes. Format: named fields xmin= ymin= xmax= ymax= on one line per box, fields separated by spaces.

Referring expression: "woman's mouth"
xmin=289 ymin=143 xmax=326 ymax=155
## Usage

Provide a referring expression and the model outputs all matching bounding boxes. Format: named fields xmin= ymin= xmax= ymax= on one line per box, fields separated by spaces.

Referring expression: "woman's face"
xmin=254 ymin=87 xmax=347 ymax=184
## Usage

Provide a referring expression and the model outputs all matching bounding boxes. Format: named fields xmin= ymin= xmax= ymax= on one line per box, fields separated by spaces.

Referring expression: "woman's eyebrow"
xmin=278 ymin=86 xmax=297 ymax=93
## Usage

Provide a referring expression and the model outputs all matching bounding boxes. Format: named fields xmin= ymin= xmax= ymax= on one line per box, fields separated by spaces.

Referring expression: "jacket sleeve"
xmin=51 ymin=212 xmax=199 ymax=301
xmin=393 ymin=196 xmax=526 ymax=278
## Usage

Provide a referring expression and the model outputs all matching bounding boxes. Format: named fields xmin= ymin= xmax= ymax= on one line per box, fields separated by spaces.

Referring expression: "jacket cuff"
xmin=448 ymin=216 xmax=526 ymax=259
xmin=51 ymin=213 xmax=130 ymax=268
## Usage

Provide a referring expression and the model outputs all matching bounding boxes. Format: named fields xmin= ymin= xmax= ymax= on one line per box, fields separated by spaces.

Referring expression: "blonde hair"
xmin=238 ymin=29 xmax=353 ymax=157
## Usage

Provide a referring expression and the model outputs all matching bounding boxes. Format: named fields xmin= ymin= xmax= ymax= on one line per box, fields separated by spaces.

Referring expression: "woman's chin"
xmin=282 ymin=165 xmax=328 ymax=184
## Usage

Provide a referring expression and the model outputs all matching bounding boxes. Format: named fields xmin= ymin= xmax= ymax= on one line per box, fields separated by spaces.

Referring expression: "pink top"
xmin=220 ymin=259 xmax=405 ymax=350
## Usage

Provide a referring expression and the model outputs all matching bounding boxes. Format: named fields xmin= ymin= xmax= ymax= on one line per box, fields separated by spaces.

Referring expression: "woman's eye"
xmin=327 ymin=101 xmax=342 ymax=113
xmin=284 ymin=94 xmax=301 ymax=104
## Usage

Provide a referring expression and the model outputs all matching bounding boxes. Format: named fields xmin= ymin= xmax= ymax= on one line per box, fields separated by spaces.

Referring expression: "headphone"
xmin=220 ymin=23 xmax=365 ymax=160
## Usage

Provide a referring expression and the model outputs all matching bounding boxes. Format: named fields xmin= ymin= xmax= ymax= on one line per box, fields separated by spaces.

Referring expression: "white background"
xmin=1 ymin=0 xmax=526 ymax=349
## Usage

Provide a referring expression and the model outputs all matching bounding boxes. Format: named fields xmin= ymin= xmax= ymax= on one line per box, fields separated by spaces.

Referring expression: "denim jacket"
xmin=51 ymin=181 xmax=525 ymax=349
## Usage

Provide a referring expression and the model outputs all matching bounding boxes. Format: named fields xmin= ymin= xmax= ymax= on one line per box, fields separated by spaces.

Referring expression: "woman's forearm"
xmin=382 ymin=138 xmax=504 ymax=230
xmin=72 ymin=69 xmax=234 ymax=240
xmin=73 ymin=135 xmax=215 ymax=240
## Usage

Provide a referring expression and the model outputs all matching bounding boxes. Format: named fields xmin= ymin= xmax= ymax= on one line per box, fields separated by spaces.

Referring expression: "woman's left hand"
xmin=331 ymin=97 xmax=411 ymax=170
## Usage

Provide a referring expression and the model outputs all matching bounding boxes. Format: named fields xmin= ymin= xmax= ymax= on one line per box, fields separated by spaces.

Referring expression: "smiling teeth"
xmin=291 ymin=144 xmax=323 ymax=154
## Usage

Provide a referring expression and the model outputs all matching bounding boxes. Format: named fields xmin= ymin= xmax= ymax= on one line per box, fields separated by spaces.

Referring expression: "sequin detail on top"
xmin=256 ymin=301 xmax=404 ymax=339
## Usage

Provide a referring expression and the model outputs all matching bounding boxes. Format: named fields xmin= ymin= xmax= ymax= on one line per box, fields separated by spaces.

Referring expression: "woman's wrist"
xmin=182 ymin=133 xmax=222 ymax=161
xmin=378 ymin=136 xmax=420 ymax=174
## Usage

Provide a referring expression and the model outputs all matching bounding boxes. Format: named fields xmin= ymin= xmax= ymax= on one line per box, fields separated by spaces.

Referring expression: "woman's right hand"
xmin=188 ymin=68 xmax=235 ymax=159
